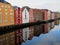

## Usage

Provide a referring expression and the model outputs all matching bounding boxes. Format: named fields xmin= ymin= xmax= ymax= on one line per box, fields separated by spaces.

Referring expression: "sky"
xmin=5 ymin=0 xmax=60 ymax=12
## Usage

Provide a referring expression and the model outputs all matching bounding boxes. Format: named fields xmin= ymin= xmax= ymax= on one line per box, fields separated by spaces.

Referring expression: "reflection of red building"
xmin=14 ymin=7 xmax=23 ymax=45
xmin=29 ymin=8 xmax=34 ymax=39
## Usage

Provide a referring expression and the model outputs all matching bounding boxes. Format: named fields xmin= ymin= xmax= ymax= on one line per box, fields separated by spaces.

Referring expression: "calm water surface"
xmin=21 ymin=24 xmax=60 ymax=45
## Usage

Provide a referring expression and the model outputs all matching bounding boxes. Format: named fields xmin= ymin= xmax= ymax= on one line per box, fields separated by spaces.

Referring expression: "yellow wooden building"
xmin=0 ymin=2 xmax=14 ymax=26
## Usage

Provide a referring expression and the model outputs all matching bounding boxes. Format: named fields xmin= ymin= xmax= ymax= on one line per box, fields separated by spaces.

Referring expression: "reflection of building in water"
xmin=34 ymin=25 xmax=43 ymax=36
xmin=0 ymin=32 xmax=15 ymax=45
xmin=29 ymin=27 xmax=34 ymax=40
xmin=23 ymin=28 xmax=29 ymax=41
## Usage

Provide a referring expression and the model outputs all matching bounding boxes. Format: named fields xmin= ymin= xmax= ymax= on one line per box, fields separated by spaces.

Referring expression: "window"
xmin=25 ymin=10 xmax=27 ymax=19
xmin=16 ymin=21 xmax=18 ymax=24
xmin=5 ymin=12 xmax=8 ymax=15
xmin=42 ymin=12 xmax=44 ymax=20
xmin=8 ymin=6 xmax=10 ymax=8
xmin=18 ymin=16 xmax=20 ymax=17
xmin=0 ymin=8 xmax=1 ymax=11
xmin=0 ymin=12 xmax=2 ymax=14
xmin=5 ymin=6 xmax=7 ymax=8
xmin=10 ymin=16 xmax=13 ymax=18
xmin=5 ymin=37 xmax=8 ymax=40
xmin=5 ymin=9 xmax=7 ymax=11
xmin=10 ymin=12 xmax=13 ymax=15
xmin=0 ymin=20 xmax=2 ymax=23
xmin=18 ymin=19 xmax=20 ymax=23
xmin=5 ymin=20 xmax=8 ymax=22
xmin=16 ymin=31 xmax=19 ymax=33
xmin=10 ymin=9 xmax=13 ymax=11
xmin=16 ymin=11 xmax=18 ymax=15
xmin=25 ymin=31 xmax=27 ymax=40
xmin=5 ymin=16 xmax=8 ymax=18
xmin=18 ymin=19 xmax=20 ymax=20
xmin=1 ymin=5 xmax=4 ymax=7
xmin=10 ymin=20 xmax=13 ymax=23
xmin=3 ymin=20 xmax=7 ymax=23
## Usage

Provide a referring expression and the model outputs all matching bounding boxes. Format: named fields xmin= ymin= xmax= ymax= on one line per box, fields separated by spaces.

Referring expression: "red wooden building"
xmin=14 ymin=7 xmax=23 ymax=45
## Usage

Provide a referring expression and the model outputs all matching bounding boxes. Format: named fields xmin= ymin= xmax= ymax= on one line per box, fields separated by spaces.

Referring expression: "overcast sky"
xmin=5 ymin=0 xmax=60 ymax=12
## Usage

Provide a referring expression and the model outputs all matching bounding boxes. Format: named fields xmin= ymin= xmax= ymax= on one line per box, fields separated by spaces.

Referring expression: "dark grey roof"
xmin=0 ymin=0 xmax=5 ymax=2
xmin=22 ymin=6 xmax=30 ymax=11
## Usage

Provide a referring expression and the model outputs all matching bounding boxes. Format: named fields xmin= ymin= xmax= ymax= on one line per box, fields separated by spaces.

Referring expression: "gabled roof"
xmin=22 ymin=6 xmax=30 ymax=12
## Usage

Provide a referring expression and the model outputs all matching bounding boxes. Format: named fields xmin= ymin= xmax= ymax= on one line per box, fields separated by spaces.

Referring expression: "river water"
xmin=21 ymin=24 xmax=60 ymax=45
